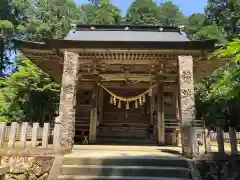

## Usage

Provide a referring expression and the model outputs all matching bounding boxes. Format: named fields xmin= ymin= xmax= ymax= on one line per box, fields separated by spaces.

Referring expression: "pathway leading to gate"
xmin=72 ymin=144 xmax=235 ymax=154
xmin=56 ymin=145 xmax=201 ymax=180
xmin=72 ymin=145 xmax=183 ymax=157
xmin=55 ymin=145 xmax=238 ymax=180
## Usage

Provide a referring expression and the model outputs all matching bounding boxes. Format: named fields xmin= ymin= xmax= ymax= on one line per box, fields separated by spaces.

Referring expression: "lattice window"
xmin=164 ymin=92 xmax=174 ymax=106
xmin=77 ymin=90 xmax=92 ymax=105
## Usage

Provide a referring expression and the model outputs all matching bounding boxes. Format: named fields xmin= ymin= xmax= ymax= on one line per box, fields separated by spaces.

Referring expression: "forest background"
xmin=0 ymin=0 xmax=240 ymax=133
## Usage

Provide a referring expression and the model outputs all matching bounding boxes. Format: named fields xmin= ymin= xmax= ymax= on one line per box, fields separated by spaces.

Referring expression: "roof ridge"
xmin=75 ymin=24 xmax=180 ymax=32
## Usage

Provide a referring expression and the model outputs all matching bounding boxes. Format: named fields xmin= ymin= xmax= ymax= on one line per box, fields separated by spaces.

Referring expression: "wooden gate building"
xmin=17 ymin=25 xmax=226 ymax=157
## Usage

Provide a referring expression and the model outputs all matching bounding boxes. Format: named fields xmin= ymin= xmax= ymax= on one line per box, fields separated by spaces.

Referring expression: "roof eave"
xmin=44 ymin=39 xmax=216 ymax=51
xmin=14 ymin=38 xmax=216 ymax=52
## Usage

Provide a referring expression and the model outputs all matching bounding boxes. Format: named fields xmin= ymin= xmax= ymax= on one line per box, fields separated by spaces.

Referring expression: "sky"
xmin=74 ymin=0 xmax=208 ymax=16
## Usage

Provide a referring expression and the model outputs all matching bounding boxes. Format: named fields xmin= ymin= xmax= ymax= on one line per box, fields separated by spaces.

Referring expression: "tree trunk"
xmin=0 ymin=40 xmax=4 ymax=77
xmin=204 ymin=128 xmax=211 ymax=153
xmin=216 ymin=127 xmax=225 ymax=154
xmin=229 ymin=127 xmax=238 ymax=155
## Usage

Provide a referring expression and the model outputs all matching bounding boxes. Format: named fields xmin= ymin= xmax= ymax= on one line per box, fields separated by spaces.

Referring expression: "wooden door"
xmin=102 ymin=89 xmax=150 ymax=124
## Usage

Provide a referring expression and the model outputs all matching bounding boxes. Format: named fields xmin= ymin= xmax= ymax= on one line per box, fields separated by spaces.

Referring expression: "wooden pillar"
xmin=98 ymin=87 xmax=104 ymax=124
xmin=178 ymin=55 xmax=198 ymax=157
xmin=89 ymin=85 xmax=98 ymax=143
xmin=149 ymin=76 xmax=154 ymax=126
xmin=150 ymin=95 xmax=154 ymax=125
xmin=152 ymin=86 xmax=157 ymax=136
xmin=175 ymin=89 xmax=182 ymax=146
xmin=56 ymin=51 xmax=79 ymax=153
xmin=157 ymin=82 xmax=165 ymax=144
xmin=153 ymin=95 xmax=157 ymax=136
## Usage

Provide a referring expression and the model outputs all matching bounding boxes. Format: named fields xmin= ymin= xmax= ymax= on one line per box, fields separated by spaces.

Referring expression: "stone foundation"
xmin=194 ymin=153 xmax=240 ymax=179
xmin=0 ymin=156 xmax=54 ymax=180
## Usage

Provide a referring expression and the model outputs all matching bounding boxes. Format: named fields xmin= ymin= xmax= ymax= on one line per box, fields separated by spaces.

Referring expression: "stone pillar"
xmin=157 ymin=82 xmax=165 ymax=144
xmin=178 ymin=56 xmax=197 ymax=157
xmin=56 ymin=51 xmax=79 ymax=153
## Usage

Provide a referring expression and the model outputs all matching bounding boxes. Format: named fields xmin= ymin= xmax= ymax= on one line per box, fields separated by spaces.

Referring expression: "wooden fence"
xmin=210 ymin=132 xmax=240 ymax=143
xmin=0 ymin=122 xmax=60 ymax=150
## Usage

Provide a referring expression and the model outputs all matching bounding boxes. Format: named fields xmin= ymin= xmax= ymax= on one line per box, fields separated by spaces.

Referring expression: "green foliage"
xmin=21 ymin=0 xmax=86 ymax=40
xmin=205 ymin=0 xmax=240 ymax=37
xmin=196 ymin=37 xmax=240 ymax=127
xmin=0 ymin=55 xmax=60 ymax=123
xmin=157 ymin=1 xmax=185 ymax=26
xmin=82 ymin=3 xmax=122 ymax=24
xmin=0 ymin=0 xmax=239 ymax=127
xmin=125 ymin=0 xmax=160 ymax=25
xmin=0 ymin=20 xmax=14 ymax=39
xmin=124 ymin=0 xmax=185 ymax=26
xmin=89 ymin=0 xmax=109 ymax=6
xmin=196 ymin=62 xmax=240 ymax=127
xmin=214 ymin=38 xmax=240 ymax=62
xmin=184 ymin=13 xmax=227 ymax=43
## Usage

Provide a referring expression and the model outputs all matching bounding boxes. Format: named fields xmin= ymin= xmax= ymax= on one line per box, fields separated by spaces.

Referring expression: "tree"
xmin=196 ymin=38 xmax=240 ymax=154
xmin=83 ymin=1 xmax=122 ymax=24
xmin=157 ymin=1 xmax=185 ymax=26
xmin=214 ymin=38 xmax=240 ymax=62
xmin=125 ymin=0 xmax=160 ymax=25
xmin=21 ymin=0 xmax=86 ymax=40
xmin=80 ymin=4 xmax=96 ymax=21
xmin=88 ymin=0 xmax=109 ymax=6
xmin=184 ymin=13 xmax=224 ymax=42
xmin=0 ymin=0 xmax=16 ymax=76
xmin=0 ymin=0 xmax=88 ymax=124
xmin=0 ymin=55 xmax=60 ymax=124
xmin=205 ymin=0 xmax=240 ymax=38
xmin=0 ymin=0 xmax=35 ymax=76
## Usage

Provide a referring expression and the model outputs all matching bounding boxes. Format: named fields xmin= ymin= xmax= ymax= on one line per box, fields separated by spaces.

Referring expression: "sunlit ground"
xmin=210 ymin=141 xmax=240 ymax=152
xmin=0 ymin=141 xmax=240 ymax=156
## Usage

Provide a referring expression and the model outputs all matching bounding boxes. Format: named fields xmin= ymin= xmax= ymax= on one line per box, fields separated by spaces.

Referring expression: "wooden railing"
xmin=164 ymin=119 xmax=204 ymax=131
xmin=0 ymin=122 xmax=60 ymax=151
xmin=210 ymin=132 xmax=240 ymax=143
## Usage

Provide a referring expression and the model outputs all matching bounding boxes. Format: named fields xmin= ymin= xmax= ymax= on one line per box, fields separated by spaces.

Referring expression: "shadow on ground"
xmin=159 ymin=149 xmax=182 ymax=155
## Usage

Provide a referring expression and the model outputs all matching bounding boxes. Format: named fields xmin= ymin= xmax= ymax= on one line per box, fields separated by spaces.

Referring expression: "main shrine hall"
xmin=16 ymin=25 xmax=227 ymax=157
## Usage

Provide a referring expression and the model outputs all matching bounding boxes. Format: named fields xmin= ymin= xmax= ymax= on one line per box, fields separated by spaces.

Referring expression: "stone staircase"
xmin=97 ymin=123 xmax=157 ymax=145
xmin=57 ymin=156 xmax=197 ymax=180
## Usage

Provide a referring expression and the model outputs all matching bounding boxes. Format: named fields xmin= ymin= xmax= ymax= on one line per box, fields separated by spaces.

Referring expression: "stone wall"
xmin=0 ymin=156 xmax=54 ymax=180
xmin=194 ymin=153 xmax=240 ymax=179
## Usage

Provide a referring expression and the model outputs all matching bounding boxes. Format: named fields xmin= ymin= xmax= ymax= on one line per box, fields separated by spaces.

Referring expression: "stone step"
xmin=99 ymin=130 xmax=148 ymax=133
xmin=103 ymin=121 xmax=148 ymax=123
xmin=60 ymin=165 xmax=191 ymax=178
xmin=100 ymin=123 xmax=150 ymax=127
xmin=99 ymin=131 xmax=148 ymax=133
xmin=99 ymin=127 xmax=148 ymax=131
xmin=98 ymin=134 xmax=149 ymax=138
xmin=62 ymin=157 xmax=189 ymax=168
xmin=98 ymin=136 xmax=151 ymax=140
xmin=99 ymin=129 xmax=148 ymax=132
xmin=96 ymin=138 xmax=156 ymax=145
xmin=102 ymin=129 xmax=146 ymax=131
xmin=99 ymin=132 xmax=148 ymax=135
xmin=99 ymin=129 xmax=149 ymax=133
xmin=58 ymin=175 xmax=192 ymax=180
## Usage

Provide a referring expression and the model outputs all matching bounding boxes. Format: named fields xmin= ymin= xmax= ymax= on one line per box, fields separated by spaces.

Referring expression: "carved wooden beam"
xmin=77 ymin=81 xmax=177 ymax=91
